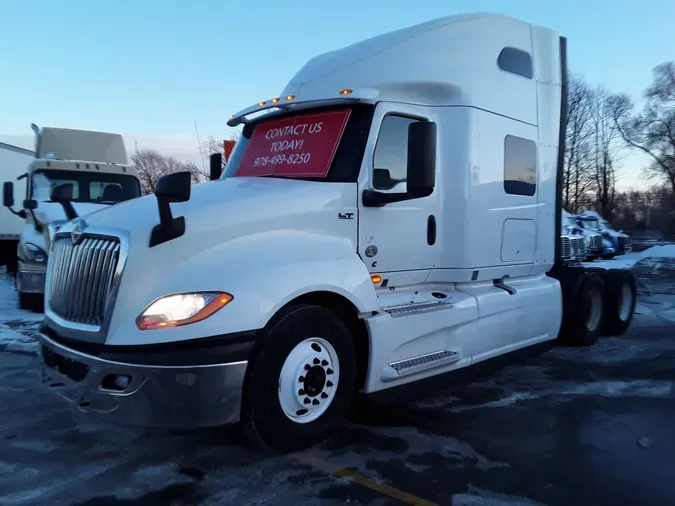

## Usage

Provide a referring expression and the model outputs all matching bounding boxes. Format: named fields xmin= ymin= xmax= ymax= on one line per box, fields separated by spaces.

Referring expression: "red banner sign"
xmin=234 ymin=110 xmax=351 ymax=178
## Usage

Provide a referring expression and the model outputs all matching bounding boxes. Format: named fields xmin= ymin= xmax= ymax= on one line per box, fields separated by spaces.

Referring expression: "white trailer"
xmin=36 ymin=14 xmax=638 ymax=452
xmin=0 ymin=141 xmax=34 ymax=273
xmin=2 ymin=126 xmax=142 ymax=309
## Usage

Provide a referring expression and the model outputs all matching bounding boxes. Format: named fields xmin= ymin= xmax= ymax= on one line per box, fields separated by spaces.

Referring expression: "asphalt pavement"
xmin=1 ymin=258 xmax=674 ymax=506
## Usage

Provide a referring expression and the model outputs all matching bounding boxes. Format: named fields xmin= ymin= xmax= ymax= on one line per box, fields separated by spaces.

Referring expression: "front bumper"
xmin=37 ymin=331 xmax=250 ymax=428
xmin=17 ymin=264 xmax=46 ymax=294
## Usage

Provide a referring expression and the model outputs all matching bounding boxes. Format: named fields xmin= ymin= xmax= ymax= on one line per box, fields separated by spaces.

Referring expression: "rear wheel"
xmin=601 ymin=269 xmax=637 ymax=336
xmin=559 ymin=273 xmax=606 ymax=347
xmin=602 ymin=253 xmax=616 ymax=260
xmin=241 ymin=304 xmax=356 ymax=453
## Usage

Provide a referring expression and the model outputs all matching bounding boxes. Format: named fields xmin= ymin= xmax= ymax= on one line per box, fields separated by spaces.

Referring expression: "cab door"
xmin=356 ymin=103 xmax=441 ymax=283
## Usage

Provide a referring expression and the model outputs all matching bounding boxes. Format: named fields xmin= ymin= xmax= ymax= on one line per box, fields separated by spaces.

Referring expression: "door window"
xmin=373 ymin=115 xmax=420 ymax=190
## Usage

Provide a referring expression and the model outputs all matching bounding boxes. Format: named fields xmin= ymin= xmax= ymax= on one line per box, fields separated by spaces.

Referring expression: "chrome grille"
xmin=588 ymin=235 xmax=603 ymax=250
xmin=571 ymin=236 xmax=586 ymax=259
xmin=48 ymin=235 xmax=121 ymax=326
xmin=561 ymin=237 xmax=571 ymax=260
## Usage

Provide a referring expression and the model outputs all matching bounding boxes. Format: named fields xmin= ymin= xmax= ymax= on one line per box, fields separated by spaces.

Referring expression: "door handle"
xmin=427 ymin=215 xmax=436 ymax=245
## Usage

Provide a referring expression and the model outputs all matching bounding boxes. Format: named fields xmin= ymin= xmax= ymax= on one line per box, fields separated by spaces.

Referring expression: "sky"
xmin=1 ymin=0 xmax=673 ymax=189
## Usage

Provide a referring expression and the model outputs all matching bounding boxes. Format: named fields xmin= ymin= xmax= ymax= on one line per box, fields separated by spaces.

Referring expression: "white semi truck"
xmin=36 ymin=14 xmax=638 ymax=452
xmin=2 ymin=126 xmax=142 ymax=309
xmin=0 ymin=141 xmax=34 ymax=275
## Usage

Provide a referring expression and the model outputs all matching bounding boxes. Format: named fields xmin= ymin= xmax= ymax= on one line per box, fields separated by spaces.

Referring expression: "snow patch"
xmin=592 ymin=243 xmax=675 ymax=270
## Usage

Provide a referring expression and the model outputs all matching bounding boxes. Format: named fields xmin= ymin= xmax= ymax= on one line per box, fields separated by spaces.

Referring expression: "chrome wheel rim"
xmin=278 ymin=337 xmax=339 ymax=424
xmin=586 ymin=288 xmax=602 ymax=331
xmin=618 ymin=283 xmax=633 ymax=321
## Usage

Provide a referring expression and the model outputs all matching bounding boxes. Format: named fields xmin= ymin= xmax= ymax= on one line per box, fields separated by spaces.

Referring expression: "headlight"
xmin=23 ymin=243 xmax=47 ymax=264
xmin=136 ymin=292 xmax=233 ymax=330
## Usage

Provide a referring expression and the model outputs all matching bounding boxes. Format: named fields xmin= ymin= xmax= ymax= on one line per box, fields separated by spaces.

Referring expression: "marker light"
xmin=339 ymin=89 xmax=353 ymax=95
xmin=258 ymin=101 xmax=266 ymax=106
xmin=230 ymin=114 xmax=235 ymax=119
xmin=136 ymin=292 xmax=233 ymax=331
xmin=371 ymin=275 xmax=382 ymax=284
xmin=286 ymin=95 xmax=296 ymax=100
xmin=271 ymin=97 xmax=280 ymax=103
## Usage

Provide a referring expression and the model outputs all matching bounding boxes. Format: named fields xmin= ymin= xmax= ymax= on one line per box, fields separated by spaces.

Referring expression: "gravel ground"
xmin=1 ymin=256 xmax=674 ymax=506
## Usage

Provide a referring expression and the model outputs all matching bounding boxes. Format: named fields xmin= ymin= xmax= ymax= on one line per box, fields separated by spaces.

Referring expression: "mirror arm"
xmin=28 ymin=209 xmax=44 ymax=233
xmin=362 ymin=189 xmax=429 ymax=208
xmin=58 ymin=201 xmax=78 ymax=221
xmin=5 ymin=205 xmax=26 ymax=219
xmin=149 ymin=198 xmax=185 ymax=247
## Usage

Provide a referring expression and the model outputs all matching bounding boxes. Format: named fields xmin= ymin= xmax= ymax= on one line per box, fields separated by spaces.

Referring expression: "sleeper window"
xmin=504 ymin=135 xmax=537 ymax=196
xmin=373 ymin=115 xmax=420 ymax=190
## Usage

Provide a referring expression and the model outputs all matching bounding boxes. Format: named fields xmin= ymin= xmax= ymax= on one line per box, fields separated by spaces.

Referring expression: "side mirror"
xmin=23 ymin=199 xmax=37 ymax=210
xmin=150 ymin=171 xmax=192 ymax=247
xmin=210 ymin=153 xmax=223 ymax=180
xmin=362 ymin=121 xmax=437 ymax=207
xmin=51 ymin=183 xmax=74 ymax=202
xmin=3 ymin=182 xmax=14 ymax=208
xmin=406 ymin=122 xmax=437 ymax=198
xmin=154 ymin=171 xmax=191 ymax=203
xmin=50 ymin=184 xmax=78 ymax=221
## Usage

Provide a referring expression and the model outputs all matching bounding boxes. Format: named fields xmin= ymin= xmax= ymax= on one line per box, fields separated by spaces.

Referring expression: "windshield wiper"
xmin=97 ymin=200 xmax=118 ymax=205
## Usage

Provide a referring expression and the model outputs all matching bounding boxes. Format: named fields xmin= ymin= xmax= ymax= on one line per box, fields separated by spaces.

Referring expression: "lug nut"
xmin=321 ymin=392 xmax=328 ymax=399
xmin=304 ymin=398 xmax=311 ymax=405
xmin=299 ymin=389 xmax=305 ymax=395
xmin=321 ymin=360 xmax=328 ymax=366
xmin=326 ymin=369 xmax=334 ymax=375
xmin=313 ymin=358 xmax=320 ymax=365
xmin=312 ymin=399 xmax=320 ymax=405
xmin=304 ymin=364 xmax=311 ymax=371
xmin=326 ymin=381 xmax=334 ymax=387
xmin=299 ymin=376 xmax=304 ymax=382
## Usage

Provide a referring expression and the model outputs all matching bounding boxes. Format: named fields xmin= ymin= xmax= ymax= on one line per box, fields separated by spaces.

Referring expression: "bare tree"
xmin=200 ymin=132 xmax=240 ymax=173
xmin=588 ymin=85 xmax=626 ymax=217
xmin=564 ymin=75 xmax=595 ymax=212
xmin=132 ymin=149 xmax=208 ymax=194
xmin=611 ymin=61 xmax=675 ymax=195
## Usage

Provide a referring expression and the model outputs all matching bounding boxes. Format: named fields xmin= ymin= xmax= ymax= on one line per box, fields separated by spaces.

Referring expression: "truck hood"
xmin=35 ymin=201 xmax=110 ymax=225
xmin=74 ymin=177 xmax=357 ymax=251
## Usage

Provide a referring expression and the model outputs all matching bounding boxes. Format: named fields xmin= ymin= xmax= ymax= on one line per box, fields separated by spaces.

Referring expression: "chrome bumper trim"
xmin=37 ymin=332 xmax=247 ymax=428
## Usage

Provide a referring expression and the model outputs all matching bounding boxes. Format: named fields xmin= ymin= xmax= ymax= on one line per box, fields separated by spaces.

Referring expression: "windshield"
xmin=223 ymin=104 xmax=374 ymax=182
xmin=31 ymin=169 xmax=141 ymax=204
xmin=581 ymin=219 xmax=599 ymax=230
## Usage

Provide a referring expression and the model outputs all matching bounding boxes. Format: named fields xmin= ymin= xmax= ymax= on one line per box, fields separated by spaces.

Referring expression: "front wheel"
xmin=241 ymin=304 xmax=357 ymax=453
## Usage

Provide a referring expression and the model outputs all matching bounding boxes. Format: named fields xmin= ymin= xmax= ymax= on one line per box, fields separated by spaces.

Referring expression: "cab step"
xmin=388 ymin=350 xmax=461 ymax=376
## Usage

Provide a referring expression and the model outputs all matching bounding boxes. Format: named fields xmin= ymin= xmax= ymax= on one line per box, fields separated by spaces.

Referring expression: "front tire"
xmin=241 ymin=304 xmax=356 ymax=453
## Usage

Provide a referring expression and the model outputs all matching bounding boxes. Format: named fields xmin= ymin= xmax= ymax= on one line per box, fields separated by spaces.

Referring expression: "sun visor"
xmin=38 ymin=127 xmax=128 ymax=164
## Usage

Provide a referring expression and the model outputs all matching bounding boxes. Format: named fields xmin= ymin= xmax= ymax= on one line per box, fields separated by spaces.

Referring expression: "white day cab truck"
xmin=2 ymin=126 xmax=142 ymax=310
xmin=0 ymin=141 xmax=34 ymax=275
xmin=36 ymin=14 xmax=638 ymax=452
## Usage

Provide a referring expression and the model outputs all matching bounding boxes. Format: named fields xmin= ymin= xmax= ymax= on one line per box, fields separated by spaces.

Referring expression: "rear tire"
xmin=241 ymin=304 xmax=356 ymax=453
xmin=602 ymin=253 xmax=616 ymax=260
xmin=601 ymin=269 xmax=637 ymax=336
xmin=559 ymin=273 xmax=606 ymax=347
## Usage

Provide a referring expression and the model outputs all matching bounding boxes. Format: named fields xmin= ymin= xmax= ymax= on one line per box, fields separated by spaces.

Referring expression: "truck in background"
xmin=2 ymin=126 xmax=142 ymax=310
xmin=576 ymin=210 xmax=632 ymax=258
xmin=561 ymin=210 xmax=605 ymax=261
xmin=35 ymin=14 xmax=638 ymax=452
xmin=0 ymin=141 xmax=35 ymax=274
